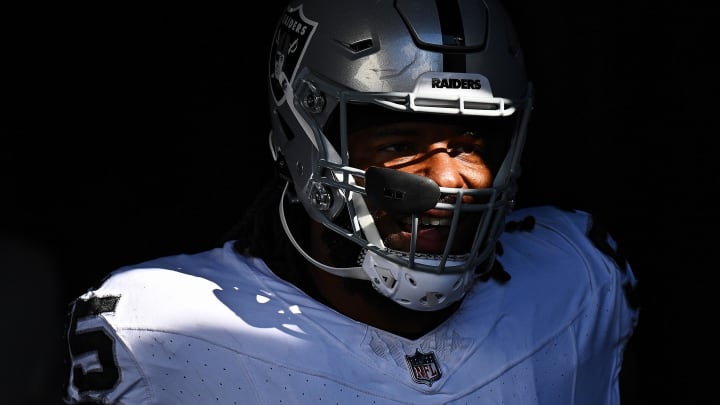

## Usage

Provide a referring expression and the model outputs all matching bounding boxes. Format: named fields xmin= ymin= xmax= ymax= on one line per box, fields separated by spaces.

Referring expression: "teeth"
xmin=403 ymin=217 xmax=451 ymax=226
xmin=422 ymin=217 xmax=444 ymax=226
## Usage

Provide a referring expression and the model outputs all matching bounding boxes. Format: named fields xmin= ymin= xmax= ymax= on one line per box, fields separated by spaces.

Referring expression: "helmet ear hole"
xmin=321 ymin=105 xmax=341 ymax=152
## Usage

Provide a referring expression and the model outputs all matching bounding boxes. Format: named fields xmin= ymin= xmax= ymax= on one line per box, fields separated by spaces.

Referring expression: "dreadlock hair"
xmin=221 ymin=168 xmax=362 ymax=299
xmin=222 ymin=170 xmax=310 ymax=290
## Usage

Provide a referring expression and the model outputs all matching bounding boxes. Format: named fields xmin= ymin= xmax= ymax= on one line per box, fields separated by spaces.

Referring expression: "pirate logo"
xmin=405 ymin=348 xmax=442 ymax=386
xmin=269 ymin=5 xmax=317 ymax=106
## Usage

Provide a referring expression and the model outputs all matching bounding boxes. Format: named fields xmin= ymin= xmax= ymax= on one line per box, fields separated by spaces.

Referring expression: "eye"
xmin=379 ymin=142 xmax=415 ymax=155
xmin=449 ymin=141 xmax=483 ymax=159
xmin=450 ymin=143 xmax=481 ymax=155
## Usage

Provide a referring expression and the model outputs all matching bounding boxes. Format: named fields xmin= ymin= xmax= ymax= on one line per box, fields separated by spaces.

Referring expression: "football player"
xmin=64 ymin=0 xmax=639 ymax=403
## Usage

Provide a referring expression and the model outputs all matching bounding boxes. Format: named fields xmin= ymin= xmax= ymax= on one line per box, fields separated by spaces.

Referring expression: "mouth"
xmin=406 ymin=216 xmax=451 ymax=253
xmin=371 ymin=210 xmax=478 ymax=255
xmin=401 ymin=215 xmax=452 ymax=227
xmin=376 ymin=214 xmax=450 ymax=254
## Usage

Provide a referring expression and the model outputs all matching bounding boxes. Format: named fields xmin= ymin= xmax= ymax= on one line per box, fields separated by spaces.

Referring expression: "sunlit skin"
xmin=349 ymin=121 xmax=494 ymax=255
xmin=307 ymin=119 xmax=502 ymax=339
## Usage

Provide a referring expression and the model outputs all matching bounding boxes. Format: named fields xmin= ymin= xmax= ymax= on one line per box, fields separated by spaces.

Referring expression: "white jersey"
xmin=64 ymin=206 xmax=638 ymax=404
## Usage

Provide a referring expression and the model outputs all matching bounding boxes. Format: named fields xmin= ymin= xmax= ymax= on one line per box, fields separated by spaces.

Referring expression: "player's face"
xmin=348 ymin=115 xmax=509 ymax=255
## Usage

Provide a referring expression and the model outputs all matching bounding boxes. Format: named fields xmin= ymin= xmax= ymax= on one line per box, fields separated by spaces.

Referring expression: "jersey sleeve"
xmin=64 ymin=293 xmax=152 ymax=405
xmin=565 ymin=208 xmax=641 ymax=404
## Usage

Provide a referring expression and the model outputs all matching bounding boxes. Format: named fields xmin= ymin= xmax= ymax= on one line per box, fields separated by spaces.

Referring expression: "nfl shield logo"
xmin=405 ymin=349 xmax=442 ymax=386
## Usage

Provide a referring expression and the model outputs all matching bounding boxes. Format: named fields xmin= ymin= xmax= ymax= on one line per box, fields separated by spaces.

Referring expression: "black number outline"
xmin=66 ymin=295 xmax=121 ymax=393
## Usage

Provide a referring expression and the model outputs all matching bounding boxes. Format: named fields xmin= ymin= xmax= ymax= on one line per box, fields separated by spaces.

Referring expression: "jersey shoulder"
xmin=63 ymin=242 xmax=276 ymax=404
xmin=501 ymin=204 xmax=639 ymax=320
xmin=506 ymin=205 xmax=631 ymax=276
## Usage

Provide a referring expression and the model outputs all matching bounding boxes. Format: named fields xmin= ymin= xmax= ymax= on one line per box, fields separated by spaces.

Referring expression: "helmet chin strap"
xmin=278 ymin=182 xmax=368 ymax=280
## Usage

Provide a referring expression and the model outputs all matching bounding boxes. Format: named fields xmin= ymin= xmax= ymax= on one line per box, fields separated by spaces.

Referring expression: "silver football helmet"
xmin=268 ymin=0 xmax=533 ymax=311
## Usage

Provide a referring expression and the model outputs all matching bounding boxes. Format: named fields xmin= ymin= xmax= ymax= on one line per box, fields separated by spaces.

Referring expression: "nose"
xmin=415 ymin=149 xmax=465 ymax=189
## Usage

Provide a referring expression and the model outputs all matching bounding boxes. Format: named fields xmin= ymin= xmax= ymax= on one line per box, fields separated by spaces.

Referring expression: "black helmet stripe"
xmin=435 ymin=0 xmax=466 ymax=73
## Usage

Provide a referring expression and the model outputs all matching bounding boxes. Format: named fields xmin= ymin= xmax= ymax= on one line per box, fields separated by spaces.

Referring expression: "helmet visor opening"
xmin=324 ymin=102 xmax=516 ymax=179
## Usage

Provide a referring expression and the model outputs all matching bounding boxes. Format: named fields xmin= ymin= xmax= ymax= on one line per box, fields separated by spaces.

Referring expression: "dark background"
xmin=2 ymin=1 xmax=715 ymax=403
